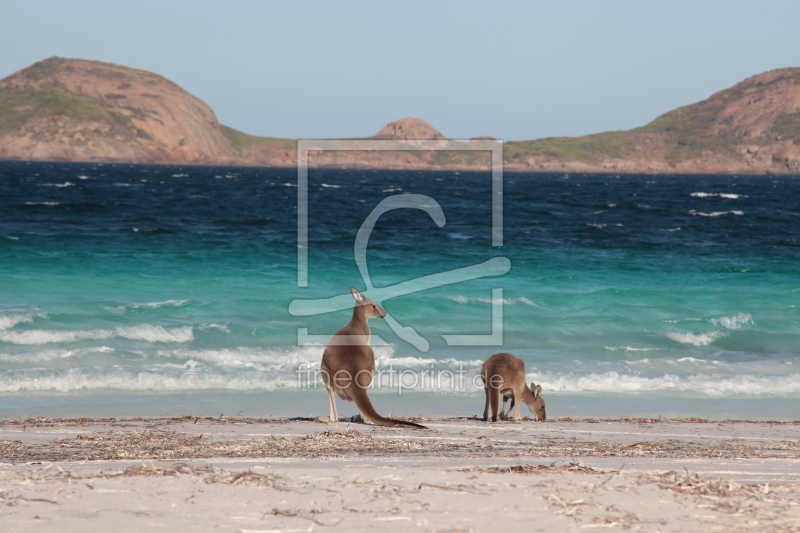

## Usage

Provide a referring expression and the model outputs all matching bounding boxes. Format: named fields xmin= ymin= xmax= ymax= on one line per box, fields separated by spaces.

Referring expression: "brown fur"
xmin=320 ymin=288 xmax=427 ymax=429
xmin=481 ymin=352 xmax=546 ymax=422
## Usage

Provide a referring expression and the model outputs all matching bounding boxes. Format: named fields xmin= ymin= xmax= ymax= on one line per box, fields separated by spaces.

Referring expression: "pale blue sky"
xmin=2 ymin=1 xmax=799 ymax=141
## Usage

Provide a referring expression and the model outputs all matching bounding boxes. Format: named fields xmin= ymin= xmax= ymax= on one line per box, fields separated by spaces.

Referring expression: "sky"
xmin=2 ymin=1 xmax=800 ymax=141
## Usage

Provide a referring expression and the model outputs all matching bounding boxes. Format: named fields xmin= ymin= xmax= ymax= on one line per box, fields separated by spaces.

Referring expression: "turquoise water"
xmin=0 ymin=162 xmax=798 ymax=420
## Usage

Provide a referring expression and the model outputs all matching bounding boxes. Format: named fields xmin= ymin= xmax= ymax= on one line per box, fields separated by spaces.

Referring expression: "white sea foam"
xmin=665 ymin=330 xmax=728 ymax=346
xmin=0 ymin=313 xmax=38 ymax=330
xmin=690 ymin=192 xmax=744 ymax=199
xmin=0 ymin=325 xmax=193 ymax=345
xmin=0 ymin=329 xmax=113 ymax=344
xmin=116 ymin=325 xmax=194 ymax=343
xmin=157 ymin=344 xmax=484 ymax=376
xmin=4 ymin=364 xmax=798 ymax=397
xmin=447 ymin=232 xmax=473 ymax=240
xmin=375 ymin=354 xmax=437 ymax=367
xmin=0 ymin=349 xmax=77 ymax=363
xmin=375 ymin=352 xmax=483 ymax=371
xmin=40 ymin=182 xmax=75 ymax=187
xmin=0 ymin=346 xmax=115 ymax=363
xmin=320 ymin=183 xmax=340 ymax=188
xmin=688 ymin=210 xmax=744 ymax=217
xmin=198 ymin=323 xmax=230 ymax=333
xmin=156 ymin=345 xmax=325 ymax=367
xmin=538 ymin=371 xmax=800 ymax=396
xmin=25 ymin=202 xmax=60 ymax=206
xmin=447 ymin=295 xmax=537 ymax=306
xmin=382 ymin=187 xmax=402 ymax=192
xmin=132 ymin=300 xmax=188 ymax=309
xmin=710 ymin=312 xmax=753 ymax=330
xmin=0 ymin=370 xmax=290 ymax=393
xmin=676 ymin=357 xmax=707 ymax=364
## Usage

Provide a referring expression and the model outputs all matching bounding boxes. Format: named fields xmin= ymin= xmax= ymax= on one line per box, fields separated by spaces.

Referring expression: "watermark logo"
xmin=288 ymin=139 xmax=508 ymax=352
xmin=296 ymin=362 xmax=487 ymax=395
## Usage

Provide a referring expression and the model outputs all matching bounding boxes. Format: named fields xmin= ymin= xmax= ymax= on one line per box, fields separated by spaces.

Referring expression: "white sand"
xmin=1 ymin=417 xmax=798 ymax=532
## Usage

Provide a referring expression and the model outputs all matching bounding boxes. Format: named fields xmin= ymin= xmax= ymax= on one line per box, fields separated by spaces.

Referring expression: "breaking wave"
xmin=0 ymin=325 xmax=194 ymax=345
xmin=690 ymin=192 xmax=744 ymax=199
xmin=447 ymin=295 xmax=536 ymax=306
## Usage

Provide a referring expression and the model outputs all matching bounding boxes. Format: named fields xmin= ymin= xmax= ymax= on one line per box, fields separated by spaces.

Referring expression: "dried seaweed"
xmin=460 ymin=462 xmax=606 ymax=475
xmin=0 ymin=415 xmax=290 ymax=428
xmin=640 ymin=469 xmax=768 ymax=498
xmin=0 ymin=428 xmax=476 ymax=463
xmin=12 ymin=461 xmax=302 ymax=492
xmin=2 ymin=418 xmax=798 ymax=466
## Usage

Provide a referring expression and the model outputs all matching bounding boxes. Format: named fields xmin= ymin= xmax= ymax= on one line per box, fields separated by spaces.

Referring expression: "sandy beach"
xmin=0 ymin=416 xmax=798 ymax=532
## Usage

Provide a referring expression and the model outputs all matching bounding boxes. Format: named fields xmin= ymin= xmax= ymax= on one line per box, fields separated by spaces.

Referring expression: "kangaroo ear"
xmin=532 ymin=383 xmax=542 ymax=398
xmin=349 ymin=287 xmax=364 ymax=303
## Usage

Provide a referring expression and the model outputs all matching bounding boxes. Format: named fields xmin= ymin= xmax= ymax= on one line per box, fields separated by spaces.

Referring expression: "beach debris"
xmin=267 ymin=507 xmax=341 ymax=526
xmin=0 ymin=489 xmax=59 ymax=507
xmin=0 ymin=427 xmax=478 ymax=463
xmin=641 ymin=469 xmax=768 ymax=498
xmin=459 ymin=461 xmax=609 ymax=475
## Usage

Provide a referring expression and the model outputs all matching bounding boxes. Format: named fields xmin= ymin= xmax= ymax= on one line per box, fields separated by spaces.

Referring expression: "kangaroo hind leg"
xmin=482 ymin=386 xmax=491 ymax=421
xmin=489 ymin=387 xmax=501 ymax=422
xmin=326 ymin=385 xmax=339 ymax=424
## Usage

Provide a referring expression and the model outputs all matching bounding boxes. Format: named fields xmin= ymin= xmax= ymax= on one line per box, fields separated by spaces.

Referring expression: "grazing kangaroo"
xmin=481 ymin=352 xmax=546 ymax=422
xmin=319 ymin=288 xmax=427 ymax=429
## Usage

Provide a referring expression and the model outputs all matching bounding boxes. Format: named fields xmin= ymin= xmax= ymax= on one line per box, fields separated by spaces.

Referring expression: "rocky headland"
xmin=2 ymin=57 xmax=800 ymax=173
xmin=0 ymin=57 xmax=237 ymax=165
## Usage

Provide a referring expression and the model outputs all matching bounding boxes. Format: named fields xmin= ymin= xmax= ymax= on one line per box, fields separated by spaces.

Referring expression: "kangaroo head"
xmin=528 ymin=382 xmax=546 ymax=421
xmin=349 ymin=287 xmax=387 ymax=319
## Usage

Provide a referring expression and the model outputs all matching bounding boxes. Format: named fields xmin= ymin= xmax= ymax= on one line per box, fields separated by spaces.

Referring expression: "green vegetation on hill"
xmin=0 ymin=87 xmax=129 ymax=134
xmin=504 ymin=130 xmax=634 ymax=163
xmin=220 ymin=125 xmax=295 ymax=151
xmin=504 ymin=93 xmax=740 ymax=166
xmin=633 ymin=101 xmax=736 ymax=164
xmin=22 ymin=57 xmax=69 ymax=81
xmin=771 ymin=113 xmax=800 ymax=144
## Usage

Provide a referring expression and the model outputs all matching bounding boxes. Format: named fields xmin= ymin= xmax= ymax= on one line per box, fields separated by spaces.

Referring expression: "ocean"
xmin=0 ymin=161 xmax=798 ymax=420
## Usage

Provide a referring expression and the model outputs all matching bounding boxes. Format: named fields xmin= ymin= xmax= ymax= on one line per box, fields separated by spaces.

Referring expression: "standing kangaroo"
xmin=481 ymin=352 xmax=546 ymax=422
xmin=320 ymin=288 xmax=427 ymax=429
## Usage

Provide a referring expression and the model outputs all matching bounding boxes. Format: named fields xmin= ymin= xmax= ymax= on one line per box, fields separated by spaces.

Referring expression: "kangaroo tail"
xmin=351 ymin=387 xmax=428 ymax=429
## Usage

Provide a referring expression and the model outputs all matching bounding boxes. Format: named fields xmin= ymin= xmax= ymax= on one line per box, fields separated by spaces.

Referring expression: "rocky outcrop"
xmin=229 ymin=118 xmax=492 ymax=169
xmin=373 ymin=117 xmax=446 ymax=140
xmin=0 ymin=57 xmax=237 ymax=164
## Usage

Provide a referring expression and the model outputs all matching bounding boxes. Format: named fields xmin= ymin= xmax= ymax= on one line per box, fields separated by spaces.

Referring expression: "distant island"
xmin=1 ymin=56 xmax=799 ymax=173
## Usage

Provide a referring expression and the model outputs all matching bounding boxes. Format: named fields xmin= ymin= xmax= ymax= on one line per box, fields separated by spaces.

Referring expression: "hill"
xmin=0 ymin=57 xmax=237 ymax=164
xmin=505 ymin=68 xmax=800 ymax=173
xmin=1 ymin=57 xmax=800 ymax=173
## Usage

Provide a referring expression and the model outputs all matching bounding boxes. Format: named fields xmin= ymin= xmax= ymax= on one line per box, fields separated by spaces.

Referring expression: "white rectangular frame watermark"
xmin=293 ymin=139 xmax=506 ymax=350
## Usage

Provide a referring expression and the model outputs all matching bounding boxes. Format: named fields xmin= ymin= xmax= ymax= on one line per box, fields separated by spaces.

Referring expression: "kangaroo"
xmin=481 ymin=352 xmax=546 ymax=422
xmin=319 ymin=288 xmax=427 ymax=429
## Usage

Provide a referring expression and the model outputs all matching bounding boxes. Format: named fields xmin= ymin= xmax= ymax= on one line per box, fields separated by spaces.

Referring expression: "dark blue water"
xmin=1 ymin=161 xmax=798 ymax=419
